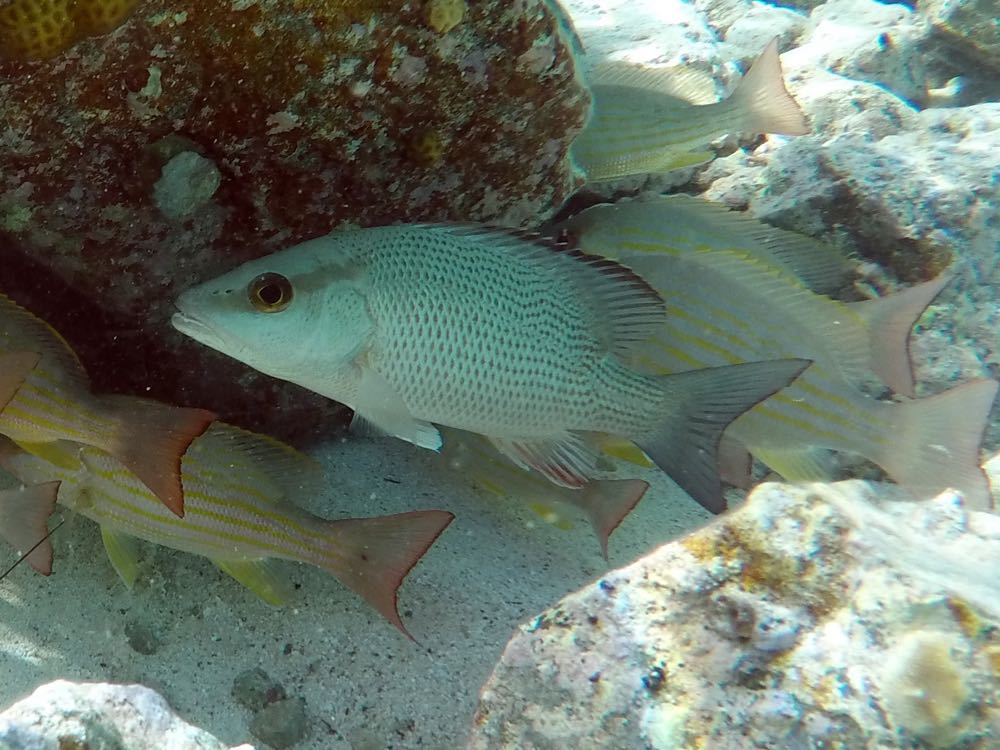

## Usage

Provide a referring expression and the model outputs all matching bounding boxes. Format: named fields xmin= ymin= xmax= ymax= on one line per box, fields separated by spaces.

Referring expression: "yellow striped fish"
xmin=0 ymin=293 xmax=215 ymax=517
xmin=572 ymin=37 xmax=809 ymax=182
xmin=558 ymin=194 xmax=938 ymax=397
xmin=559 ymin=201 xmax=998 ymax=509
xmin=0 ymin=425 xmax=454 ymax=637
xmin=439 ymin=427 xmax=648 ymax=559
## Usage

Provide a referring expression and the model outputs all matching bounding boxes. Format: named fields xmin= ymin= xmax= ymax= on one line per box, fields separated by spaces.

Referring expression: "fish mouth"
xmin=171 ymin=310 xmax=225 ymax=350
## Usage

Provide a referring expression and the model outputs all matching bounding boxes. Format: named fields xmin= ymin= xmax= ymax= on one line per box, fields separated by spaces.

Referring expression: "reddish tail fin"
xmin=320 ymin=510 xmax=454 ymax=639
xmin=0 ymin=481 xmax=60 ymax=575
xmin=732 ymin=37 xmax=809 ymax=136
xmin=882 ymin=380 xmax=998 ymax=509
xmin=848 ymin=275 xmax=951 ymax=397
xmin=0 ymin=352 xmax=40 ymax=410
xmin=101 ymin=394 xmax=216 ymax=517
xmin=571 ymin=479 xmax=649 ymax=560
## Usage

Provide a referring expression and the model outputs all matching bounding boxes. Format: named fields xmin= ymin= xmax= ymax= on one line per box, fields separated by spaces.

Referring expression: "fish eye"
xmin=247 ymin=272 xmax=293 ymax=313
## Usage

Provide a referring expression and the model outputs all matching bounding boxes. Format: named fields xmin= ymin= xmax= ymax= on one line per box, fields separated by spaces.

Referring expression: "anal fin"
xmin=101 ymin=527 xmax=143 ymax=588
xmin=213 ymin=558 xmax=292 ymax=606
xmin=489 ymin=433 xmax=600 ymax=489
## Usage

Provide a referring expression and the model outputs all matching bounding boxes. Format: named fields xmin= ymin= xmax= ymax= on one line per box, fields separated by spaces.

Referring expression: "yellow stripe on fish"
xmin=0 ymin=292 xmax=216 ymax=516
xmin=0 ymin=425 xmax=454 ymax=637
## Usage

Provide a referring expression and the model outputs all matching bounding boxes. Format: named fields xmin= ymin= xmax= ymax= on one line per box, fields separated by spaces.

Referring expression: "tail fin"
xmin=0 ymin=481 xmax=60 ymax=575
xmin=731 ymin=37 xmax=809 ymax=136
xmin=572 ymin=478 xmax=649 ymax=560
xmin=319 ymin=510 xmax=454 ymax=639
xmin=635 ymin=358 xmax=811 ymax=514
xmin=881 ymin=380 xmax=998 ymax=510
xmin=0 ymin=351 xmax=40 ymax=410
xmin=848 ymin=275 xmax=951 ymax=397
xmin=100 ymin=395 xmax=216 ymax=518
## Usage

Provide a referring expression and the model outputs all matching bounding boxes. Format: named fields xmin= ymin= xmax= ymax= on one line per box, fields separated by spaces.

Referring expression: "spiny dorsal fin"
xmin=195 ymin=422 xmax=324 ymax=499
xmin=0 ymin=293 xmax=90 ymax=389
xmin=588 ymin=62 xmax=719 ymax=105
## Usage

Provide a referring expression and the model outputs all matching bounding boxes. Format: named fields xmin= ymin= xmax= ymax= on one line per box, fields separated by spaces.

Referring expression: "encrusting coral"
xmin=0 ymin=0 xmax=139 ymax=60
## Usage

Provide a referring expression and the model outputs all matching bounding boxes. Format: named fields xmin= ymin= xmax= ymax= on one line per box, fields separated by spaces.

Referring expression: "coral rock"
xmin=0 ymin=680 xmax=251 ymax=750
xmin=469 ymin=482 xmax=1000 ymax=749
xmin=0 ymin=0 xmax=588 ymax=437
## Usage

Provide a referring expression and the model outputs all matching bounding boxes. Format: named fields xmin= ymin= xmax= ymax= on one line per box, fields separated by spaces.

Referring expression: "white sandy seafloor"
xmin=0 ymin=434 xmax=711 ymax=749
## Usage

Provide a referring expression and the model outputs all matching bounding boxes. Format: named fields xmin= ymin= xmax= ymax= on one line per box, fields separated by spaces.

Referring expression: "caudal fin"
xmin=635 ymin=358 xmax=811 ymax=514
xmin=0 ymin=351 xmax=40 ymax=410
xmin=731 ymin=37 xmax=809 ymax=136
xmin=319 ymin=510 xmax=454 ymax=639
xmin=848 ymin=274 xmax=951 ymax=397
xmin=882 ymin=380 xmax=998 ymax=510
xmin=0 ymin=481 xmax=60 ymax=575
xmin=101 ymin=394 xmax=216 ymax=517
xmin=572 ymin=478 xmax=649 ymax=560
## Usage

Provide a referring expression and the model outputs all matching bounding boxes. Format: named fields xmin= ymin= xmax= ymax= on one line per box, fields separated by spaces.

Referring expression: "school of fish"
xmin=1 ymin=32 xmax=996 ymax=638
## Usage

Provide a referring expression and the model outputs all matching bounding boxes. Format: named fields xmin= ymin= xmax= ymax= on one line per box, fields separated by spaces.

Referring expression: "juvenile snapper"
xmin=0 ymin=293 xmax=215 ymax=517
xmin=439 ymin=426 xmax=648 ymax=559
xmin=173 ymin=224 xmax=809 ymax=513
xmin=572 ymin=38 xmax=808 ymax=182
xmin=0 ymin=424 xmax=453 ymax=636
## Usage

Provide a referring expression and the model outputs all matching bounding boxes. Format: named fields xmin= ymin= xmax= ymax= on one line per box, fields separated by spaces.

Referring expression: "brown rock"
xmin=0 ymin=0 xmax=588 ymax=438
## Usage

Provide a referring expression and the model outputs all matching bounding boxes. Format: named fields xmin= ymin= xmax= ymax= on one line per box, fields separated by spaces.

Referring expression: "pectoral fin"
xmin=354 ymin=368 xmax=441 ymax=450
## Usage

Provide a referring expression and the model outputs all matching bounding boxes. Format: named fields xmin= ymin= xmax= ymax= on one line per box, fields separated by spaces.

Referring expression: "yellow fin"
xmin=752 ymin=446 xmax=834 ymax=482
xmin=598 ymin=437 xmax=653 ymax=468
xmin=528 ymin=502 xmax=574 ymax=530
xmin=15 ymin=440 xmax=82 ymax=470
xmin=101 ymin=527 xmax=142 ymax=588
xmin=213 ymin=558 xmax=291 ymax=606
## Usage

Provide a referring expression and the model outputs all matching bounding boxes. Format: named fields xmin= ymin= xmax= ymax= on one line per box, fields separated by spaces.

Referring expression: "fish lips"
xmin=170 ymin=310 xmax=225 ymax=350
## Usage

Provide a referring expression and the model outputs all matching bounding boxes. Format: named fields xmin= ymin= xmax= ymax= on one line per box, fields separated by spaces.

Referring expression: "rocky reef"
xmin=0 ymin=680 xmax=251 ymax=750
xmin=0 ymin=0 xmax=588 ymax=437
xmin=469 ymin=480 xmax=1000 ymax=749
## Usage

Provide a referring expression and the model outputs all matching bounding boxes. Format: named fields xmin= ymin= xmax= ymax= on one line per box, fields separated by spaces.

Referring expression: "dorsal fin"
xmin=420 ymin=224 xmax=668 ymax=357
xmin=560 ymin=195 xmax=856 ymax=295
xmin=194 ymin=422 xmax=324 ymax=499
xmin=0 ymin=293 xmax=90 ymax=389
xmin=588 ymin=62 xmax=719 ymax=105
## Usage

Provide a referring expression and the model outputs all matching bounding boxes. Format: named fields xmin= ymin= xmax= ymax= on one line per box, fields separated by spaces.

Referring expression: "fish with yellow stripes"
xmin=558 ymin=197 xmax=998 ymax=510
xmin=572 ymin=38 xmax=809 ymax=182
xmin=439 ymin=427 xmax=648 ymax=559
xmin=0 ymin=293 xmax=215 ymax=517
xmin=0 ymin=424 xmax=453 ymax=637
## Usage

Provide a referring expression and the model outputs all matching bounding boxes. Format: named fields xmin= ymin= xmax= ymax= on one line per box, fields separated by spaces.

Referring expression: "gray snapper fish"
xmin=172 ymin=224 xmax=810 ymax=513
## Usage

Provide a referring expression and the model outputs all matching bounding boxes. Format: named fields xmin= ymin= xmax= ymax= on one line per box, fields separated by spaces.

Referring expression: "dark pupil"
xmin=258 ymin=283 xmax=283 ymax=305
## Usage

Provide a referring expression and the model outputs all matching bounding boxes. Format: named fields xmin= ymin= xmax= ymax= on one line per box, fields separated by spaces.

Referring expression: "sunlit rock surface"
xmin=0 ymin=680 xmax=252 ymax=750
xmin=469 ymin=481 xmax=1000 ymax=749
xmin=0 ymin=0 xmax=588 ymax=436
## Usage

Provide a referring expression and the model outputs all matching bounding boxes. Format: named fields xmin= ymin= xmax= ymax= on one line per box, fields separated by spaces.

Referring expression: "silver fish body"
xmin=174 ymin=224 xmax=808 ymax=513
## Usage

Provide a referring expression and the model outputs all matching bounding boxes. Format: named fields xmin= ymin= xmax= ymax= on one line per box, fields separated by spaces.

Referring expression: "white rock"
xmin=468 ymin=482 xmax=1000 ymax=749
xmin=0 ymin=681 xmax=250 ymax=750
